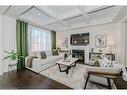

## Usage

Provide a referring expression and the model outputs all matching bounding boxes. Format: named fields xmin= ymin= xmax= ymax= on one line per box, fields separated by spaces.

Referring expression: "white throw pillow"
xmin=45 ymin=50 xmax=52 ymax=56
xmin=29 ymin=52 xmax=36 ymax=56
xmin=35 ymin=51 xmax=42 ymax=59
xmin=99 ymin=57 xmax=112 ymax=67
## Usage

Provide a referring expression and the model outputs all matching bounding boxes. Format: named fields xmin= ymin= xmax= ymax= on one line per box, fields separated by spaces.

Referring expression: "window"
xmin=28 ymin=25 xmax=51 ymax=53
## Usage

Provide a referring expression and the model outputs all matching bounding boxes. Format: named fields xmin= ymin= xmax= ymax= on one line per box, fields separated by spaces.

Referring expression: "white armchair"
xmin=84 ymin=59 xmax=123 ymax=89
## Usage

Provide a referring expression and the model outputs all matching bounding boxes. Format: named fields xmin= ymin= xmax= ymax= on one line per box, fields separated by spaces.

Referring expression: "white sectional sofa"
xmin=25 ymin=50 xmax=64 ymax=73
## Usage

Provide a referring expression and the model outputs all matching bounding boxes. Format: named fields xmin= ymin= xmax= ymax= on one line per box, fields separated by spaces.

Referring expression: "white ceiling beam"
xmin=4 ymin=6 xmax=33 ymax=18
xmin=77 ymin=6 xmax=89 ymax=24
xmin=19 ymin=6 xmax=34 ymax=16
xmin=35 ymin=6 xmax=70 ymax=27
xmin=2 ymin=6 xmax=11 ymax=15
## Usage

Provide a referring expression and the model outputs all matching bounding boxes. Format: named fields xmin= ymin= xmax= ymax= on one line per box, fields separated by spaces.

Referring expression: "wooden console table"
xmin=89 ymin=52 xmax=115 ymax=61
xmin=89 ymin=52 xmax=115 ymax=66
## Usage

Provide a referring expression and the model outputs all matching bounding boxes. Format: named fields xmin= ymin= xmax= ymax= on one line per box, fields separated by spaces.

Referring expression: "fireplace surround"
xmin=72 ymin=49 xmax=85 ymax=63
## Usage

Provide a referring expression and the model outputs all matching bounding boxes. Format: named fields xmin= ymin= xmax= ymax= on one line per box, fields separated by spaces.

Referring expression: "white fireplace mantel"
xmin=69 ymin=45 xmax=90 ymax=64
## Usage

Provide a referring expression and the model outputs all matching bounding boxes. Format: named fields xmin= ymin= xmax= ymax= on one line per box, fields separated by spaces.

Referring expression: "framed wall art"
xmin=95 ymin=35 xmax=107 ymax=48
xmin=62 ymin=38 xmax=68 ymax=48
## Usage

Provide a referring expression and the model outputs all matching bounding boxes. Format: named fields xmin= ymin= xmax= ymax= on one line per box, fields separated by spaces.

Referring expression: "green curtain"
xmin=16 ymin=20 xmax=28 ymax=70
xmin=51 ymin=31 xmax=56 ymax=50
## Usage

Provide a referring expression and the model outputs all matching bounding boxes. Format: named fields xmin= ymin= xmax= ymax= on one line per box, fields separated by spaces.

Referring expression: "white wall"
xmin=56 ymin=23 xmax=122 ymax=64
xmin=0 ymin=15 xmax=3 ymax=75
xmin=120 ymin=22 xmax=126 ymax=67
xmin=122 ymin=22 xmax=127 ymax=67
xmin=0 ymin=16 xmax=16 ymax=73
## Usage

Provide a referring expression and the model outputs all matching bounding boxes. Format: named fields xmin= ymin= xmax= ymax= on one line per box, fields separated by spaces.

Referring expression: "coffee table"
xmin=56 ymin=58 xmax=79 ymax=74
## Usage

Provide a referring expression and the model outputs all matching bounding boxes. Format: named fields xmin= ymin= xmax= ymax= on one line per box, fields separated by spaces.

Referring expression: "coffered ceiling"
xmin=0 ymin=6 xmax=127 ymax=31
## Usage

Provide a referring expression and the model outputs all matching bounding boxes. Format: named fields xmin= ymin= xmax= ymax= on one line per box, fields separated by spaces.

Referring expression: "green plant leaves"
xmin=3 ymin=50 xmax=24 ymax=61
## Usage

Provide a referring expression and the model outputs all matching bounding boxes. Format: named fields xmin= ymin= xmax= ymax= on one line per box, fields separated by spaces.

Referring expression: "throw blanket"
xmin=26 ymin=56 xmax=38 ymax=68
xmin=114 ymin=64 xmax=127 ymax=81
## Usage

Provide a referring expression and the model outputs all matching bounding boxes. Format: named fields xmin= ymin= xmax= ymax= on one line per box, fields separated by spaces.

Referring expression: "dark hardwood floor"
xmin=0 ymin=69 xmax=127 ymax=89
xmin=114 ymin=76 xmax=127 ymax=89
xmin=114 ymin=68 xmax=127 ymax=89
xmin=0 ymin=69 xmax=71 ymax=89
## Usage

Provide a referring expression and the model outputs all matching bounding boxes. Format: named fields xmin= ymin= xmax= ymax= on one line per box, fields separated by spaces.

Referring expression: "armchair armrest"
xmin=88 ymin=70 xmax=122 ymax=78
xmin=85 ymin=65 xmax=122 ymax=75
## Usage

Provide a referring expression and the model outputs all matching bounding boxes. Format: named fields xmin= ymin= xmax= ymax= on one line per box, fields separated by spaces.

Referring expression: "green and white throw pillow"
xmin=52 ymin=49 xmax=59 ymax=56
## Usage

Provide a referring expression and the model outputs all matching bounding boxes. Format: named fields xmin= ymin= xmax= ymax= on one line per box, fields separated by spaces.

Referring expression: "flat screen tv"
xmin=70 ymin=33 xmax=89 ymax=46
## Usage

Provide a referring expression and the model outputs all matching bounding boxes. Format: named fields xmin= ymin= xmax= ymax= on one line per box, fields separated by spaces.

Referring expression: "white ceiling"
xmin=0 ymin=6 xmax=9 ymax=15
xmin=0 ymin=6 xmax=126 ymax=31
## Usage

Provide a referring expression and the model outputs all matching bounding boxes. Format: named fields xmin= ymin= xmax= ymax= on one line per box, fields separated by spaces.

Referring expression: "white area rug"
xmin=39 ymin=64 xmax=107 ymax=89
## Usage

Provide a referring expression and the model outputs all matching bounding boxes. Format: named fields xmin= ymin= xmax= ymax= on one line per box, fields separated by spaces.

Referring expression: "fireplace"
xmin=72 ymin=49 xmax=84 ymax=63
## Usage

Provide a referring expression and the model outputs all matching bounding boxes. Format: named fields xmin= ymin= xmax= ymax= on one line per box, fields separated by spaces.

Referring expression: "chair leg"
xmin=84 ymin=72 xmax=90 ymax=89
xmin=107 ymin=78 xmax=112 ymax=89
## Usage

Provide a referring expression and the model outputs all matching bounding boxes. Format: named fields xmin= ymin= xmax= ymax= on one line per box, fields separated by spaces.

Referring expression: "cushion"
xmin=35 ymin=51 xmax=42 ymax=59
xmin=41 ymin=51 xmax=47 ymax=59
xmin=99 ymin=56 xmax=112 ymax=67
xmin=93 ymin=60 xmax=100 ymax=67
xmin=29 ymin=52 xmax=36 ymax=56
xmin=35 ymin=51 xmax=47 ymax=59
xmin=52 ymin=49 xmax=59 ymax=56
xmin=45 ymin=50 xmax=52 ymax=56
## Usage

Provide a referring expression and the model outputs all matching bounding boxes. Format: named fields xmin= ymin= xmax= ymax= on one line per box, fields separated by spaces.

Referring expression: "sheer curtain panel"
xmin=28 ymin=25 xmax=51 ymax=54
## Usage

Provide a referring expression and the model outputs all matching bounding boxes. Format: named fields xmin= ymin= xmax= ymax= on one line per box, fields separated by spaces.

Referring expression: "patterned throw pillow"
xmin=41 ymin=51 xmax=47 ymax=59
xmin=52 ymin=49 xmax=59 ymax=56
xmin=99 ymin=56 xmax=112 ymax=67
xmin=93 ymin=61 xmax=100 ymax=67
xmin=34 ymin=51 xmax=47 ymax=59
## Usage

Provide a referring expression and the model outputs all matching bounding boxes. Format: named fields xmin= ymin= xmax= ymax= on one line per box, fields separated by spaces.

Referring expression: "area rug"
xmin=39 ymin=64 xmax=107 ymax=89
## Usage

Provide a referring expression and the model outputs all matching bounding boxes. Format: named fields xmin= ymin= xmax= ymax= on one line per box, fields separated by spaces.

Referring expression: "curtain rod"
xmin=17 ymin=17 xmax=54 ymax=31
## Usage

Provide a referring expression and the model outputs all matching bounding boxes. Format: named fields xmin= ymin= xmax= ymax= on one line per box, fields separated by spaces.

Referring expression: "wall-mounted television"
xmin=70 ymin=33 xmax=89 ymax=46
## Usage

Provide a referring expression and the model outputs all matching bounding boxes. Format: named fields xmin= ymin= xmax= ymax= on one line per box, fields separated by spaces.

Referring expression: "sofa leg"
xmin=84 ymin=72 xmax=90 ymax=89
xmin=107 ymin=78 xmax=112 ymax=89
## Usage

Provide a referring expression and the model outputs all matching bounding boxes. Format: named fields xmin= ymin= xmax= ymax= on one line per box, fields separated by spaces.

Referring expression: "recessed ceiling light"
xmin=38 ymin=13 xmax=40 ymax=16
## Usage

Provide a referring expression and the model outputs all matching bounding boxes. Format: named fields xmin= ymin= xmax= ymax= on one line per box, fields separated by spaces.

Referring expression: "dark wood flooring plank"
xmin=0 ymin=69 xmax=71 ymax=89
xmin=114 ymin=76 xmax=127 ymax=89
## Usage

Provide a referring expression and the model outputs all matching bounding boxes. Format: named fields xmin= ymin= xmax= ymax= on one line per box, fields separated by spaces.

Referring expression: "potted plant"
xmin=3 ymin=50 xmax=24 ymax=66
